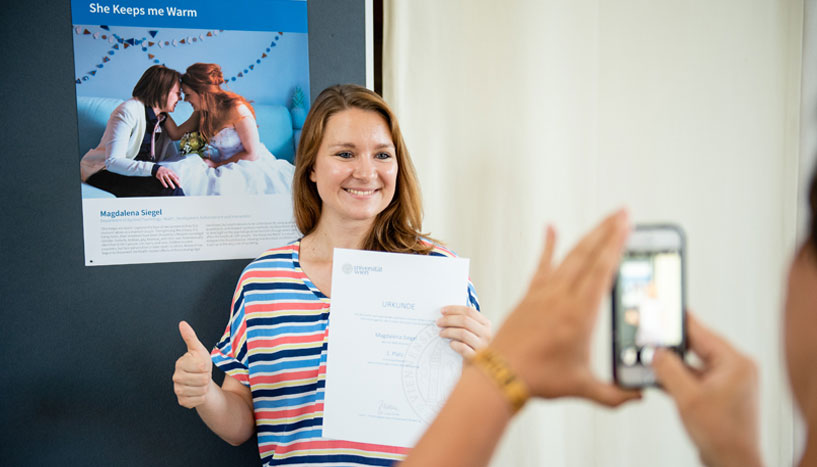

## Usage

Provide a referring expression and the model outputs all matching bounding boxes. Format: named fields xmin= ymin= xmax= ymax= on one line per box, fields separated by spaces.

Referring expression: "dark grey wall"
xmin=309 ymin=0 xmax=368 ymax=98
xmin=0 ymin=1 xmax=366 ymax=465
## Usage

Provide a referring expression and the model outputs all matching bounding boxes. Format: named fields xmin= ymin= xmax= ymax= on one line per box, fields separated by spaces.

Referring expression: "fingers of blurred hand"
xmin=534 ymin=225 xmax=557 ymax=282
xmin=689 ymin=314 xmax=758 ymax=386
xmin=179 ymin=321 xmax=208 ymax=354
xmin=556 ymin=209 xmax=629 ymax=291
xmin=575 ymin=211 xmax=630 ymax=303
xmin=581 ymin=379 xmax=642 ymax=407
xmin=652 ymin=347 xmax=698 ymax=404
xmin=685 ymin=313 xmax=732 ymax=365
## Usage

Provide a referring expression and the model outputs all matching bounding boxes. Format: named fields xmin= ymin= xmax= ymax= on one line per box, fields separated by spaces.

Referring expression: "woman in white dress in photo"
xmin=161 ymin=62 xmax=295 ymax=196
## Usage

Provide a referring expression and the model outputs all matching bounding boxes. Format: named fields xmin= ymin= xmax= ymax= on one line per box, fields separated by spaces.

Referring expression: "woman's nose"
xmin=352 ymin=156 xmax=376 ymax=180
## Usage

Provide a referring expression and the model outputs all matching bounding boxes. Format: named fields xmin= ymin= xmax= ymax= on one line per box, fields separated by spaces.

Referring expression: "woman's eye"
xmin=336 ymin=152 xmax=353 ymax=159
xmin=375 ymin=152 xmax=392 ymax=160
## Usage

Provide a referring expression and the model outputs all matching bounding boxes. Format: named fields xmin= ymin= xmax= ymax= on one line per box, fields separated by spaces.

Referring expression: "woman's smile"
xmin=344 ymin=187 xmax=379 ymax=196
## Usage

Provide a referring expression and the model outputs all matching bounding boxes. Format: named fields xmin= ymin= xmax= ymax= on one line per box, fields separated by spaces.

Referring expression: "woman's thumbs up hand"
xmin=173 ymin=321 xmax=214 ymax=409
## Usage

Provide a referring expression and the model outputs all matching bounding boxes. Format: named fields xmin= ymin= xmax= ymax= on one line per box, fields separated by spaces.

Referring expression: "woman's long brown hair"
xmin=292 ymin=84 xmax=435 ymax=254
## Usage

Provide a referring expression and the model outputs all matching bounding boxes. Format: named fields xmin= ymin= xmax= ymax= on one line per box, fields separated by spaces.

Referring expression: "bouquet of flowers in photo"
xmin=180 ymin=131 xmax=207 ymax=157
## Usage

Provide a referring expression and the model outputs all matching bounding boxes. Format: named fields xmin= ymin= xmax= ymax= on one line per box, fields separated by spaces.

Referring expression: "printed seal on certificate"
xmin=401 ymin=323 xmax=462 ymax=423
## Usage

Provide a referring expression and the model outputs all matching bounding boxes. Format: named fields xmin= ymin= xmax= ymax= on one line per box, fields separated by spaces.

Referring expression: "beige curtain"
xmin=384 ymin=1 xmax=803 ymax=465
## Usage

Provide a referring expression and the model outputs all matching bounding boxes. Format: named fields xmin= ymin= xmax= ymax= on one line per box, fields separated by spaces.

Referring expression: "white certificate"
xmin=322 ymin=248 xmax=470 ymax=448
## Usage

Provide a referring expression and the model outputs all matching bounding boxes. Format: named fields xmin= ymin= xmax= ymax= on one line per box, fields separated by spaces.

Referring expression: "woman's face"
xmin=161 ymin=82 xmax=181 ymax=113
xmin=182 ymin=84 xmax=202 ymax=111
xmin=310 ymin=107 xmax=398 ymax=227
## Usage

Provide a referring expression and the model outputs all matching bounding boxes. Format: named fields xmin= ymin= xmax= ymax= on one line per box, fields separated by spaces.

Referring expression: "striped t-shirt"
xmin=211 ymin=240 xmax=480 ymax=466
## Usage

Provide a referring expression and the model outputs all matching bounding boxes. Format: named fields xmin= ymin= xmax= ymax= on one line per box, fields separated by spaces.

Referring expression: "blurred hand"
xmin=203 ymin=158 xmax=218 ymax=169
xmin=785 ymin=243 xmax=817 ymax=466
xmin=155 ymin=166 xmax=180 ymax=189
xmin=172 ymin=321 xmax=213 ymax=409
xmin=652 ymin=313 xmax=761 ymax=467
xmin=438 ymin=305 xmax=492 ymax=359
xmin=491 ymin=209 xmax=641 ymax=407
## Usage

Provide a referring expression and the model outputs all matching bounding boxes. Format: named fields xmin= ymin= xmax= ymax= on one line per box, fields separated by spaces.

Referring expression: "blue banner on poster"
xmin=71 ymin=0 xmax=307 ymax=32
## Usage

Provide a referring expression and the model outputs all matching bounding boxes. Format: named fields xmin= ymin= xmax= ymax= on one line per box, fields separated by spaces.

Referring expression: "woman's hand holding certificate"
xmin=437 ymin=305 xmax=492 ymax=359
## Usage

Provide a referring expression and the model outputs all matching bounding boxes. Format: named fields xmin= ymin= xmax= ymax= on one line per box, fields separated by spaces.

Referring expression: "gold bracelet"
xmin=469 ymin=347 xmax=529 ymax=414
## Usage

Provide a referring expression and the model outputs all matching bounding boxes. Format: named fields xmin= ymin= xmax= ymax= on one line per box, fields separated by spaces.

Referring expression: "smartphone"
xmin=612 ymin=224 xmax=686 ymax=388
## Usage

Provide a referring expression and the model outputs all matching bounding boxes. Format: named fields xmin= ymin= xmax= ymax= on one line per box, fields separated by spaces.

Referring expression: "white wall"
xmin=801 ymin=1 xmax=817 ymax=242
xmin=384 ymin=1 xmax=804 ymax=465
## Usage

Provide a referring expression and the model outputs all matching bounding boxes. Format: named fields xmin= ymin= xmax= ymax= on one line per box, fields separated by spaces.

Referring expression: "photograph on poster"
xmin=71 ymin=0 xmax=307 ymax=266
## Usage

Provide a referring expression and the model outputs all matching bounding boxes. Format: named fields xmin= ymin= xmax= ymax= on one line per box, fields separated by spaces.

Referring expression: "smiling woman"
xmin=308 ymin=107 xmax=398 ymax=229
xmin=171 ymin=84 xmax=493 ymax=466
xmin=293 ymin=84 xmax=428 ymax=256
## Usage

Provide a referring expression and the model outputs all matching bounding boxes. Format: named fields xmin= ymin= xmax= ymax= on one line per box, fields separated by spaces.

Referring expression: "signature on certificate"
xmin=377 ymin=400 xmax=400 ymax=417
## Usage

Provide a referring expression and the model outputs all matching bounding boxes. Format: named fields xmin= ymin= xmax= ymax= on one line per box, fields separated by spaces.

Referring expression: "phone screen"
xmin=613 ymin=244 xmax=684 ymax=386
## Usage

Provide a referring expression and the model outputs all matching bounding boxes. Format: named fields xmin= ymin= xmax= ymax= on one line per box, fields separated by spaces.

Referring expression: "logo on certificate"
xmin=342 ymin=263 xmax=384 ymax=276
xmin=401 ymin=324 xmax=462 ymax=423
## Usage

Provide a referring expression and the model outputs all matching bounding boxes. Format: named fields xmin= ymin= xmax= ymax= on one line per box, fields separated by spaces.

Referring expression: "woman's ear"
xmin=309 ymin=167 xmax=317 ymax=183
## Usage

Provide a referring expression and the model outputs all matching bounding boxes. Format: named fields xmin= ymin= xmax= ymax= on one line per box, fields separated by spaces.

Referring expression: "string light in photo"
xmin=74 ymin=25 xmax=223 ymax=83
xmin=225 ymin=32 xmax=284 ymax=82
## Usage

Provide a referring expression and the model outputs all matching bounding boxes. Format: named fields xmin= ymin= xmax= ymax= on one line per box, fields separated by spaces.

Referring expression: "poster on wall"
xmin=70 ymin=0 xmax=308 ymax=266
